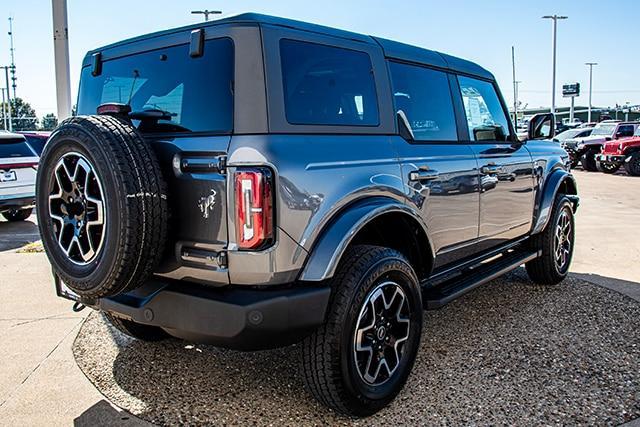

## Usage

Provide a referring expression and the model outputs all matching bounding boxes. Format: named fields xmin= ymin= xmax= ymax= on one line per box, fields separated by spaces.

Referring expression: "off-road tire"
xmin=581 ymin=148 xmax=600 ymax=172
xmin=300 ymin=245 xmax=423 ymax=417
xmin=2 ymin=208 xmax=33 ymax=222
xmin=526 ymin=195 xmax=575 ymax=285
xmin=596 ymin=160 xmax=620 ymax=174
xmin=104 ymin=312 xmax=169 ymax=342
xmin=624 ymin=152 xmax=640 ymax=176
xmin=36 ymin=115 xmax=169 ymax=299
xmin=569 ymin=158 xmax=580 ymax=169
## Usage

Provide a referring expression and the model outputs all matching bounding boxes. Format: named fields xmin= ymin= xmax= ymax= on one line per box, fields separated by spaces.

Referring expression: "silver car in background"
xmin=0 ymin=132 xmax=38 ymax=222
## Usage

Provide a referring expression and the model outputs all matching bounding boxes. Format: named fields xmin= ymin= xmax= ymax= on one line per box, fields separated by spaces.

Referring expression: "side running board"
xmin=422 ymin=248 xmax=540 ymax=310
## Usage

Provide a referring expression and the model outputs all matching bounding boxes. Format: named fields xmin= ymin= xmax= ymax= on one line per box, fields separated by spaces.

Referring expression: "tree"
xmin=1 ymin=97 xmax=38 ymax=131
xmin=40 ymin=113 xmax=58 ymax=131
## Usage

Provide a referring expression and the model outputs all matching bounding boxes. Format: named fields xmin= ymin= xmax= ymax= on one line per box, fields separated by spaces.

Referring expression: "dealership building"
xmin=513 ymin=106 xmax=640 ymax=124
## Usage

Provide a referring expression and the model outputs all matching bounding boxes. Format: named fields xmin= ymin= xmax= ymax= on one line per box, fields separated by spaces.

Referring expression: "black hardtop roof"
xmin=85 ymin=12 xmax=493 ymax=80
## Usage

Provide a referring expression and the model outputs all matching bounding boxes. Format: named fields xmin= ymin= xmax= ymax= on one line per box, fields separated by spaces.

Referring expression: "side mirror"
xmin=605 ymin=136 xmax=612 ymax=141
xmin=527 ymin=113 xmax=555 ymax=140
xmin=397 ymin=110 xmax=414 ymax=142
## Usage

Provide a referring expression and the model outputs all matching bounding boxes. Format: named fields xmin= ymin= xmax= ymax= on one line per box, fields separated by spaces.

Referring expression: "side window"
xmin=617 ymin=125 xmax=634 ymax=137
xmin=458 ymin=76 xmax=511 ymax=142
xmin=388 ymin=61 xmax=458 ymax=141
xmin=280 ymin=39 xmax=379 ymax=126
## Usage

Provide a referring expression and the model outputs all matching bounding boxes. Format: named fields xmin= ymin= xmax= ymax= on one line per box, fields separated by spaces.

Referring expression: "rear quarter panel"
xmin=226 ymin=134 xmax=406 ymax=283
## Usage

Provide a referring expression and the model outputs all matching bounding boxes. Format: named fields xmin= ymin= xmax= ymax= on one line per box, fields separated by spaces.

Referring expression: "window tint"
xmin=458 ymin=76 xmax=510 ymax=141
xmin=0 ymin=138 xmax=35 ymax=158
xmin=78 ymin=38 xmax=234 ymax=133
xmin=280 ymin=39 xmax=379 ymax=126
xmin=389 ymin=62 xmax=457 ymax=141
xmin=617 ymin=125 xmax=634 ymax=137
xmin=23 ymin=136 xmax=47 ymax=156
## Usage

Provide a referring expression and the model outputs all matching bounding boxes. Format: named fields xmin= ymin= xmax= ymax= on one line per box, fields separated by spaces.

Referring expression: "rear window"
xmin=0 ymin=138 xmax=35 ymax=158
xmin=280 ymin=39 xmax=379 ymax=126
xmin=78 ymin=38 xmax=234 ymax=133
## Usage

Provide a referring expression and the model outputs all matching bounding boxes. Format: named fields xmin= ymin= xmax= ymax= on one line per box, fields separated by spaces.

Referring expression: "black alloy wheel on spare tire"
xmin=624 ymin=152 xmax=640 ymax=176
xmin=36 ymin=115 xmax=169 ymax=300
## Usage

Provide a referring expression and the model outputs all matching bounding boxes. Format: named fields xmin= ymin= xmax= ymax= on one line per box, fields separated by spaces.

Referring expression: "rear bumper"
xmin=95 ymin=279 xmax=331 ymax=350
xmin=0 ymin=194 xmax=36 ymax=212
xmin=596 ymin=154 xmax=626 ymax=165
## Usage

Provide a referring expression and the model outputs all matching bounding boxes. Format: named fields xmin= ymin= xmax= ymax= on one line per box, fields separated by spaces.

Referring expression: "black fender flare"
xmin=531 ymin=169 xmax=578 ymax=235
xmin=298 ymin=197 xmax=434 ymax=282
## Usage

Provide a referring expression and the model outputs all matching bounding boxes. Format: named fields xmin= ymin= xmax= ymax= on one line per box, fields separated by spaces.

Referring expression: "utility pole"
xmin=542 ymin=15 xmax=567 ymax=115
xmin=52 ymin=0 xmax=72 ymax=120
xmin=191 ymin=9 xmax=222 ymax=21
xmin=512 ymin=46 xmax=518 ymax=128
xmin=1 ymin=66 xmax=12 ymax=131
xmin=585 ymin=62 xmax=597 ymax=123
xmin=8 ymin=17 xmax=17 ymax=100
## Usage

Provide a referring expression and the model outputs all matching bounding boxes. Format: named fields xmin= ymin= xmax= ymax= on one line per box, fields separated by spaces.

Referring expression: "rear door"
xmin=0 ymin=136 xmax=38 ymax=200
xmin=388 ymin=62 xmax=480 ymax=267
xmin=77 ymin=36 xmax=235 ymax=284
xmin=455 ymin=75 xmax=535 ymax=250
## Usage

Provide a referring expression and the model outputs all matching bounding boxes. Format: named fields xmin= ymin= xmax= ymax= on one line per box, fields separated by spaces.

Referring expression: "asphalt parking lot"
xmin=0 ymin=169 xmax=639 ymax=426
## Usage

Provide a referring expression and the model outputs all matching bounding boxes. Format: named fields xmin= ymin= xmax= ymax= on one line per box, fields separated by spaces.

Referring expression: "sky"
xmin=1 ymin=0 xmax=639 ymax=118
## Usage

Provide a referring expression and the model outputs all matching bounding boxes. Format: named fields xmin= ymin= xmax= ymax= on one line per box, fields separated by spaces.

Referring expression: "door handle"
xmin=409 ymin=169 xmax=439 ymax=182
xmin=480 ymin=164 xmax=505 ymax=175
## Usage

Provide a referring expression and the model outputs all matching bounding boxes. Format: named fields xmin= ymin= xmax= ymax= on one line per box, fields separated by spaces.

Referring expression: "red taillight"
xmin=234 ymin=168 xmax=274 ymax=250
xmin=0 ymin=162 xmax=38 ymax=171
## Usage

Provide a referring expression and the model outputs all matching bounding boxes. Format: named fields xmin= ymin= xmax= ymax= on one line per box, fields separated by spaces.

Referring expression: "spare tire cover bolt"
xmin=248 ymin=310 xmax=263 ymax=325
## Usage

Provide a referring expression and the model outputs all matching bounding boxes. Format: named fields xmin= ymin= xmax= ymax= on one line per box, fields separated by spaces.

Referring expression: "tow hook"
xmin=72 ymin=301 xmax=86 ymax=312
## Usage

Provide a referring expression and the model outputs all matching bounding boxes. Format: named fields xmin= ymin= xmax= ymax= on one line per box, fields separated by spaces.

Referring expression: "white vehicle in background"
xmin=0 ymin=132 xmax=38 ymax=222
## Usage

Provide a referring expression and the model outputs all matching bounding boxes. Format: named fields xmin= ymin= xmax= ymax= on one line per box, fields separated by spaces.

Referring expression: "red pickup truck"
xmin=596 ymin=126 xmax=640 ymax=175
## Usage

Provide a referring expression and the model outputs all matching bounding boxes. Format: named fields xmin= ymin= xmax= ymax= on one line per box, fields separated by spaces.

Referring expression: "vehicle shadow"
xmin=0 ymin=217 xmax=41 ymax=251
xmin=76 ymin=269 xmax=640 ymax=426
xmin=73 ymin=399 xmax=153 ymax=426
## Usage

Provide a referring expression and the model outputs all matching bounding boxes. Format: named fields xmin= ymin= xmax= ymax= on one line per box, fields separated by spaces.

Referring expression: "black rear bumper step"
xmin=423 ymin=248 xmax=539 ymax=310
xmin=96 ymin=279 xmax=331 ymax=351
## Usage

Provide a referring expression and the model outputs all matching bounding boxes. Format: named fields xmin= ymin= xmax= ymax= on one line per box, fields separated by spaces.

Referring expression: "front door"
xmin=456 ymin=75 xmax=535 ymax=250
xmin=388 ymin=61 xmax=480 ymax=268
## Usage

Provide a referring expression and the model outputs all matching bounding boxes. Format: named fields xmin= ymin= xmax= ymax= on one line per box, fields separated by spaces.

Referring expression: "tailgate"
xmin=150 ymin=136 xmax=230 ymax=285
xmin=0 ymin=156 xmax=38 ymax=197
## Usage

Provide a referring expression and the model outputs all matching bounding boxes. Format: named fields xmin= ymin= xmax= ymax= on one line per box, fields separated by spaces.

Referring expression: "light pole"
xmin=542 ymin=15 xmax=567 ymax=115
xmin=1 ymin=88 xmax=6 ymax=130
xmin=0 ymin=66 xmax=12 ymax=131
xmin=585 ymin=62 xmax=597 ymax=123
xmin=191 ymin=10 xmax=222 ymax=21
xmin=52 ymin=0 xmax=72 ymax=120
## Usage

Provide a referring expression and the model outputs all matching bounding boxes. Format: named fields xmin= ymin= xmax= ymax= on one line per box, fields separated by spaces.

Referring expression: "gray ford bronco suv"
xmin=38 ymin=13 xmax=578 ymax=417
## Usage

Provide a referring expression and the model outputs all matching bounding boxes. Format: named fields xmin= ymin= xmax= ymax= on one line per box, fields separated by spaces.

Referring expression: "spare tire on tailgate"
xmin=36 ymin=115 xmax=168 ymax=299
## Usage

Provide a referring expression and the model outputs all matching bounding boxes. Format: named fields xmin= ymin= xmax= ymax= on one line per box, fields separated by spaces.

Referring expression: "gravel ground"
xmin=73 ymin=271 xmax=640 ymax=426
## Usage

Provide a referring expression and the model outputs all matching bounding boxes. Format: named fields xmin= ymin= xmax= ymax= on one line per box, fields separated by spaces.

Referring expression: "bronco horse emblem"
xmin=198 ymin=189 xmax=217 ymax=219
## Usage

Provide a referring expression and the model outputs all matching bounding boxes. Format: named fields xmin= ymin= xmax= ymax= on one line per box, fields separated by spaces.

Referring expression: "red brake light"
xmin=234 ymin=168 xmax=274 ymax=250
xmin=0 ymin=162 xmax=38 ymax=171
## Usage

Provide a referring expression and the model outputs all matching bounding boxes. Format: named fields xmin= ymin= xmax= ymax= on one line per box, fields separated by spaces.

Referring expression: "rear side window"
xmin=78 ymin=38 xmax=234 ymax=133
xmin=0 ymin=138 xmax=35 ymax=158
xmin=617 ymin=125 xmax=635 ymax=137
xmin=388 ymin=61 xmax=457 ymax=141
xmin=458 ymin=76 xmax=511 ymax=142
xmin=280 ymin=39 xmax=379 ymax=126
